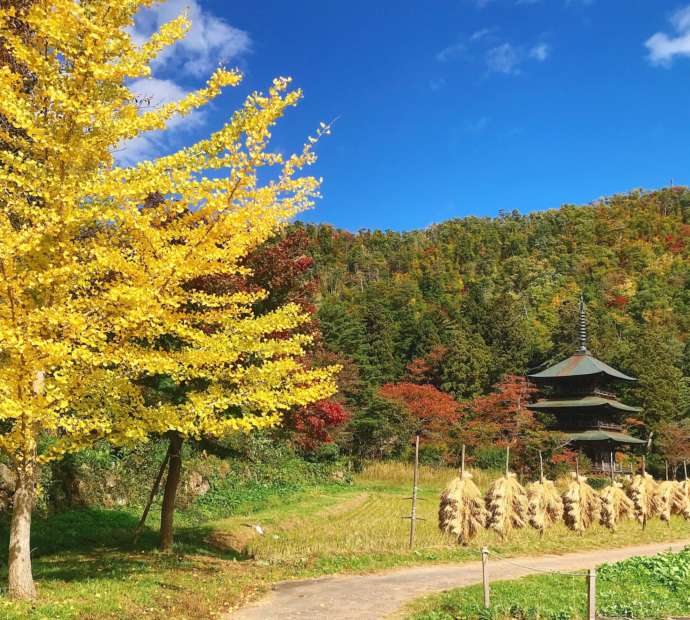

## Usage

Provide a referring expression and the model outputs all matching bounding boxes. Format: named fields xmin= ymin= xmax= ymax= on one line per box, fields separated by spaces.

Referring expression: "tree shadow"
xmin=0 ymin=508 xmax=250 ymax=585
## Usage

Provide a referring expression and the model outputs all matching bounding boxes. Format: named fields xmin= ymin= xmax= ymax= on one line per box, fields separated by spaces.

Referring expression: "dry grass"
xmin=210 ymin=463 xmax=690 ymax=570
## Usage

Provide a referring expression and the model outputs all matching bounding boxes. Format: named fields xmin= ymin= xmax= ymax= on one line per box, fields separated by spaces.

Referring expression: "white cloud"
xmin=645 ymin=5 xmax=690 ymax=66
xmin=132 ymin=0 xmax=251 ymax=77
xmin=436 ymin=42 xmax=466 ymax=62
xmin=486 ymin=43 xmax=522 ymax=74
xmin=115 ymin=78 xmax=206 ymax=165
xmin=530 ymin=43 xmax=550 ymax=61
xmin=436 ymin=29 xmax=550 ymax=75
xmin=470 ymin=28 xmax=495 ymax=42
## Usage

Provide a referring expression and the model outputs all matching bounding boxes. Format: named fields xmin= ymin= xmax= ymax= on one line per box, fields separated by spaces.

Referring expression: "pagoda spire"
xmin=577 ymin=295 xmax=588 ymax=354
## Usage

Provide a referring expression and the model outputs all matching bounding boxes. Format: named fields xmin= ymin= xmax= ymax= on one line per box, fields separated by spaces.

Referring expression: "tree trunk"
xmin=159 ymin=433 xmax=184 ymax=552
xmin=8 ymin=470 xmax=36 ymax=600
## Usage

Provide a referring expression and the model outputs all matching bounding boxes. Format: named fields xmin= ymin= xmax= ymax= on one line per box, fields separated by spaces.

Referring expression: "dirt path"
xmin=228 ymin=539 xmax=690 ymax=620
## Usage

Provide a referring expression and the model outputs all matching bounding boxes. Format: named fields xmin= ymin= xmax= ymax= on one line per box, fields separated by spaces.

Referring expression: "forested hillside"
xmin=294 ymin=188 xmax=690 ymax=465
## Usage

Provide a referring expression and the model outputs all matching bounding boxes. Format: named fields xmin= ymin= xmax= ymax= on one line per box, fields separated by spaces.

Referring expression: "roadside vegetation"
xmin=404 ymin=547 xmax=690 ymax=620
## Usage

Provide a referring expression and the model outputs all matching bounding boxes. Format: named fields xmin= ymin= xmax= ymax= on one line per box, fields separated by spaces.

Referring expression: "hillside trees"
xmin=0 ymin=0 xmax=336 ymax=596
xmin=301 ymin=187 xmax=689 ymax=464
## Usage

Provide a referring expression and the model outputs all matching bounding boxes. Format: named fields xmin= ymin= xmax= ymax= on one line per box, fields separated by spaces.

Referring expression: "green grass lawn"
xmin=404 ymin=548 xmax=690 ymax=620
xmin=0 ymin=463 xmax=689 ymax=619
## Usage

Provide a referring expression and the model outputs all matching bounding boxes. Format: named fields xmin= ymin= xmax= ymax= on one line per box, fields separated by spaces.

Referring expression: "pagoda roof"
xmin=528 ymin=396 xmax=642 ymax=413
xmin=528 ymin=353 xmax=636 ymax=382
xmin=567 ymin=430 xmax=646 ymax=445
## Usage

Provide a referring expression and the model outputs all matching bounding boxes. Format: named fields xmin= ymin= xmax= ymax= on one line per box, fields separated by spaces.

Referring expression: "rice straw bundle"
xmin=627 ymin=472 xmax=660 ymax=528
xmin=485 ymin=472 xmax=528 ymax=538
xmin=599 ymin=482 xmax=634 ymax=531
xmin=674 ymin=480 xmax=690 ymax=519
xmin=563 ymin=473 xmax=600 ymax=533
xmin=439 ymin=471 xmax=488 ymax=545
xmin=527 ymin=478 xmax=563 ymax=535
xmin=655 ymin=480 xmax=676 ymax=524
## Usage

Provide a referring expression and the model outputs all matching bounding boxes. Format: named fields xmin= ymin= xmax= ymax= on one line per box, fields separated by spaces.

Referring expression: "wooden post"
xmin=587 ymin=568 xmax=596 ymax=620
xmin=684 ymin=460 xmax=688 ymax=482
xmin=461 ymin=444 xmax=466 ymax=478
xmin=539 ymin=451 xmax=544 ymax=483
xmin=481 ymin=546 xmax=490 ymax=609
xmin=610 ymin=452 xmax=615 ymax=485
xmin=505 ymin=445 xmax=510 ymax=476
xmin=408 ymin=433 xmax=420 ymax=549
xmin=665 ymin=460 xmax=669 ymax=481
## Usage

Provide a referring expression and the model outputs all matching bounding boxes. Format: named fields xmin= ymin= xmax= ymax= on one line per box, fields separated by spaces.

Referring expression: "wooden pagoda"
xmin=527 ymin=298 xmax=646 ymax=472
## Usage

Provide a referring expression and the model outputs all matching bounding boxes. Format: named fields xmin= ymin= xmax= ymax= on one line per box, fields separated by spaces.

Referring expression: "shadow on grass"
xmin=0 ymin=508 xmax=249 ymax=585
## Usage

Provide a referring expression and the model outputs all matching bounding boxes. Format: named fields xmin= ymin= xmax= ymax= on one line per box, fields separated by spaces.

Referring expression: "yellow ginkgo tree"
xmin=0 ymin=0 xmax=336 ymax=599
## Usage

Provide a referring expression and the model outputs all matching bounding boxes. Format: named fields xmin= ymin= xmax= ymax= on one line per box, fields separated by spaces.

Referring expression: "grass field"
xmin=404 ymin=547 xmax=690 ymax=620
xmin=0 ymin=462 xmax=689 ymax=619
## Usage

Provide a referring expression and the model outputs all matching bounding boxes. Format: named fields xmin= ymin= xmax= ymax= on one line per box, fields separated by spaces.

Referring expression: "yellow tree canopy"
xmin=0 ymin=0 xmax=337 ymax=468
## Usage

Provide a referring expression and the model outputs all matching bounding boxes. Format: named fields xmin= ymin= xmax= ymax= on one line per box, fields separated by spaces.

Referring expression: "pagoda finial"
xmin=577 ymin=294 xmax=588 ymax=354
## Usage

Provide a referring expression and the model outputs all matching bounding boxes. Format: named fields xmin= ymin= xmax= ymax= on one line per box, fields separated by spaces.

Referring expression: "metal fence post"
xmin=587 ymin=568 xmax=596 ymax=620
xmin=481 ymin=546 xmax=490 ymax=609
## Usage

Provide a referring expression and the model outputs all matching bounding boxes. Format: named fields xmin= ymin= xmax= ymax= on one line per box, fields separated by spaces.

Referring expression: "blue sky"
xmin=125 ymin=0 xmax=690 ymax=231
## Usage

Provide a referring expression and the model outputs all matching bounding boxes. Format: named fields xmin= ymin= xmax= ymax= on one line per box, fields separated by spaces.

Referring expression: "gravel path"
xmin=228 ymin=539 xmax=690 ymax=620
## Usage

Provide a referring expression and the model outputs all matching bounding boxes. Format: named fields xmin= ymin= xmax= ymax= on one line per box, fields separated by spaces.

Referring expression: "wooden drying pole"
xmin=405 ymin=430 xmax=425 ymax=549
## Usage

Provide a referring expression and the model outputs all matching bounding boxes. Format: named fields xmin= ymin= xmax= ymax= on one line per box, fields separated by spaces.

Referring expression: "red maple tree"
xmin=379 ymin=383 xmax=460 ymax=437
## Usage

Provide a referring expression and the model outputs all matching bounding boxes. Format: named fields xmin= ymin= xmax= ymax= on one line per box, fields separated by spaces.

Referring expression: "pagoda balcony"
xmin=564 ymin=420 xmax=623 ymax=432
xmin=590 ymin=461 xmax=634 ymax=475
xmin=550 ymin=385 xmax=619 ymax=400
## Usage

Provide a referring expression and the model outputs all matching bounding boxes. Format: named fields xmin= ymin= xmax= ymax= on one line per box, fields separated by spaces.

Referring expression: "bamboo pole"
xmin=408 ymin=433 xmax=420 ymax=549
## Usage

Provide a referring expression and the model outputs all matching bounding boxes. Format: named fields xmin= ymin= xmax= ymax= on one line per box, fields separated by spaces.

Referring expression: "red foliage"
xmin=405 ymin=346 xmax=447 ymax=388
xmin=379 ymin=382 xmax=460 ymax=436
xmin=606 ymin=294 xmax=629 ymax=309
xmin=244 ymin=228 xmax=318 ymax=312
xmin=551 ymin=448 xmax=578 ymax=465
xmin=457 ymin=375 xmax=539 ymax=449
xmin=287 ymin=399 xmax=350 ymax=452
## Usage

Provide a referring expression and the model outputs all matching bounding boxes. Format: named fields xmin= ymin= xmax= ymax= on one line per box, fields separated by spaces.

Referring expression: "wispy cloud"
xmin=131 ymin=0 xmax=251 ymax=77
xmin=486 ymin=43 xmax=522 ymax=74
xmin=436 ymin=42 xmax=466 ymax=62
xmin=530 ymin=43 xmax=551 ymax=61
xmin=465 ymin=116 xmax=490 ymax=132
xmin=470 ymin=28 xmax=496 ymax=42
xmin=645 ymin=5 xmax=690 ymax=66
xmin=117 ymin=1 xmax=251 ymax=166
xmin=115 ymin=79 xmax=207 ymax=165
xmin=436 ymin=27 xmax=550 ymax=76
xmin=429 ymin=77 xmax=447 ymax=91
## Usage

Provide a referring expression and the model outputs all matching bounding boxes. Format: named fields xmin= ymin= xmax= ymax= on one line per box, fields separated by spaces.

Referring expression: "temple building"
xmin=527 ymin=298 xmax=646 ymax=472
